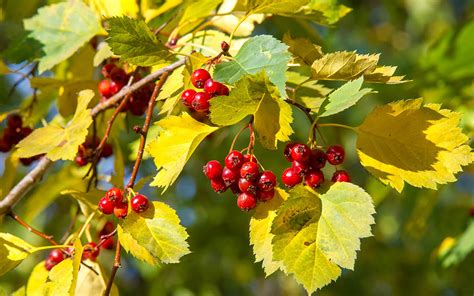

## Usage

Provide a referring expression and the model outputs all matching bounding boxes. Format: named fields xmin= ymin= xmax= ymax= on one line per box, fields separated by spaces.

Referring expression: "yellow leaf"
xmin=210 ymin=0 xmax=264 ymax=37
xmin=87 ymin=0 xmax=139 ymax=17
xmin=356 ymin=99 xmax=474 ymax=192
xmin=249 ymin=188 xmax=287 ymax=276
xmin=43 ymin=259 xmax=74 ymax=295
xmin=75 ymin=260 xmax=119 ymax=295
xmin=26 ymin=262 xmax=49 ymax=296
xmin=283 ymin=33 xmax=323 ymax=66
xmin=148 ymin=113 xmax=218 ymax=191
xmin=178 ymin=30 xmax=248 ymax=57
xmin=16 ymin=90 xmax=94 ymax=161
xmin=0 ymin=233 xmax=34 ymax=276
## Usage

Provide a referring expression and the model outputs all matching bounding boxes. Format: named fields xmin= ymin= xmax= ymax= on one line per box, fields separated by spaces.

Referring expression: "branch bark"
xmin=0 ymin=59 xmax=186 ymax=215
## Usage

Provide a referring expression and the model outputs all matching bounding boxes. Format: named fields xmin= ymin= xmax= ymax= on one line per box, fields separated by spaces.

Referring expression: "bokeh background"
xmin=1 ymin=0 xmax=474 ymax=295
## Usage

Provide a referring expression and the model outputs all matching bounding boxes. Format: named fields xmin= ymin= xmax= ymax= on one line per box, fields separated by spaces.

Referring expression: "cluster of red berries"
xmin=0 ymin=114 xmax=40 ymax=165
xmin=181 ymin=68 xmax=229 ymax=113
xmin=281 ymin=143 xmax=351 ymax=188
xmin=98 ymin=187 xmax=150 ymax=218
xmin=75 ymin=136 xmax=113 ymax=167
xmin=44 ymin=239 xmax=106 ymax=271
xmin=203 ymin=151 xmax=277 ymax=211
xmin=98 ymin=220 xmax=115 ymax=250
xmin=98 ymin=63 xmax=155 ymax=116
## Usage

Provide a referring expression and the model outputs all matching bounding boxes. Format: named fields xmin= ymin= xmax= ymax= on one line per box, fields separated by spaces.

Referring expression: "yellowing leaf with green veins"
xmin=118 ymin=201 xmax=190 ymax=265
xmin=286 ymin=71 xmax=331 ymax=113
xmin=311 ymin=51 xmax=406 ymax=83
xmin=214 ymin=35 xmax=291 ymax=95
xmin=318 ymin=77 xmax=373 ymax=117
xmin=283 ymin=33 xmax=323 ymax=66
xmin=93 ymin=42 xmax=114 ymax=67
xmin=87 ymin=0 xmax=139 ymax=17
xmin=42 ymin=259 xmax=74 ymax=295
xmin=148 ymin=113 xmax=218 ymax=190
xmin=0 ymin=233 xmax=34 ymax=276
xmin=178 ymin=30 xmax=248 ymax=57
xmin=27 ymin=262 xmax=49 ymax=296
xmin=74 ymin=260 xmax=119 ymax=295
xmin=271 ymin=183 xmax=375 ymax=293
xmin=210 ymin=72 xmax=293 ymax=149
xmin=106 ymin=16 xmax=172 ymax=66
xmin=23 ymin=1 xmax=102 ymax=73
xmin=249 ymin=188 xmax=288 ymax=276
xmin=356 ymin=99 xmax=474 ymax=192
xmin=16 ymin=90 xmax=94 ymax=161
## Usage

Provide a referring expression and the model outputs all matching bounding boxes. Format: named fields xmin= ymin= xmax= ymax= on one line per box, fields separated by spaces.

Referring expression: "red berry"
xmin=290 ymin=143 xmax=311 ymax=162
xmin=230 ymin=183 xmax=241 ymax=195
xmin=204 ymin=79 xmax=226 ymax=96
xmin=20 ymin=157 xmax=34 ymax=166
xmin=98 ymin=197 xmax=115 ymax=215
xmin=3 ymin=128 xmax=22 ymax=144
xmin=282 ymin=167 xmax=302 ymax=188
xmin=0 ymin=138 xmax=12 ymax=152
xmin=7 ymin=114 xmax=22 ymax=129
xmin=218 ymin=84 xmax=229 ymax=96
xmin=192 ymin=92 xmax=211 ymax=112
xmin=203 ymin=160 xmax=223 ymax=180
xmin=168 ymin=38 xmax=178 ymax=46
xmin=101 ymin=237 xmax=114 ymax=250
xmin=101 ymin=143 xmax=113 ymax=158
xmin=291 ymin=160 xmax=309 ymax=177
xmin=284 ymin=143 xmax=296 ymax=161
xmin=243 ymin=154 xmax=257 ymax=164
xmin=75 ymin=155 xmax=88 ymax=166
xmin=48 ymin=249 xmax=64 ymax=264
xmin=211 ymin=178 xmax=227 ymax=193
xmin=225 ymin=150 xmax=244 ymax=170
xmin=309 ymin=149 xmax=327 ymax=169
xmin=83 ymin=242 xmax=100 ymax=261
xmin=101 ymin=63 xmax=117 ymax=78
xmin=240 ymin=162 xmax=259 ymax=180
xmin=469 ymin=207 xmax=474 ymax=218
xmin=131 ymin=194 xmax=149 ymax=213
xmin=222 ymin=167 xmax=239 ymax=186
xmin=221 ymin=41 xmax=230 ymax=52
xmin=181 ymin=89 xmax=196 ymax=107
xmin=114 ymin=201 xmax=128 ymax=219
xmin=44 ymin=258 xmax=56 ymax=271
xmin=110 ymin=67 xmax=128 ymax=84
xmin=237 ymin=192 xmax=257 ymax=211
xmin=191 ymin=69 xmax=211 ymax=88
xmin=331 ymin=170 xmax=351 ymax=182
xmin=305 ymin=170 xmax=325 ymax=188
xmin=257 ymin=188 xmax=275 ymax=202
xmin=257 ymin=171 xmax=277 ymax=191
xmin=326 ymin=145 xmax=345 ymax=165
xmin=238 ymin=178 xmax=257 ymax=194
xmin=99 ymin=221 xmax=115 ymax=235
xmin=106 ymin=188 xmax=123 ymax=205
xmin=98 ymin=79 xmax=113 ymax=97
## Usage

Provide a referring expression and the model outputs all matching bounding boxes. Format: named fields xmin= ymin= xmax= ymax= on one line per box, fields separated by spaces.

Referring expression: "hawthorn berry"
xmin=83 ymin=242 xmax=100 ymax=261
xmin=114 ymin=201 xmax=128 ymax=219
xmin=326 ymin=145 xmax=345 ymax=165
xmin=240 ymin=161 xmax=260 ymax=180
xmin=309 ymin=149 xmax=327 ymax=169
xmin=282 ymin=167 xmax=302 ymax=188
xmin=290 ymin=143 xmax=311 ymax=162
xmin=101 ymin=237 xmax=114 ymax=250
xmin=305 ymin=170 xmax=325 ymax=188
xmin=221 ymin=41 xmax=230 ymax=52
xmin=101 ymin=63 xmax=116 ymax=78
xmin=203 ymin=160 xmax=223 ymax=180
xmin=44 ymin=258 xmax=56 ymax=271
xmin=110 ymin=67 xmax=128 ymax=84
xmin=218 ymin=84 xmax=230 ymax=96
xmin=98 ymin=221 xmax=115 ymax=250
xmin=101 ymin=143 xmax=113 ymax=158
xmin=284 ymin=143 xmax=296 ymax=162
xmin=291 ymin=160 xmax=309 ymax=177
xmin=98 ymin=79 xmax=121 ymax=98
xmin=204 ymin=79 xmax=226 ymax=96
xmin=225 ymin=150 xmax=244 ymax=170
xmin=469 ymin=207 xmax=474 ymax=218
xmin=238 ymin=178 xmax=257 ymax=194
xmin=211 ymin=178 xmax=227 ymax=193
xmin=332 ymin=170 xmax=351 ymax=182
xmin=191 ymin=69 xmax=211 ymax=88
xmin=222 ymin=167 xmax=239 ymax=186
xmin=257 ymin=171 xmax=277 ymax=191
xmin=105 ymin=187 xmax=123 ymax=204
xmin=257 ymin=188 xmax=275 ymax=202
xmin=49 ymin=249 xmax=64 ymax=264
xmin=181 ymin=89 xmax=196 ymax=107
xmin=131 ymin=194 xmax=149 ymax=213
xmin=7 ymin=114 xmax=22 ymax=129
xmin=75 ymin=155 xmax=88 ymax=166
xmin=230 ymin=183 xmax=241 ymax=195
xmin=237 ymin=192 xmax=257 ymax=211
xmin=0 ymin=139 xmax=12 ymax=152
xmin=99 ymin=197 xmax=115 ymax=215
xmin=243 ymin=154 xmax=258 ymax=164
xmin=192 ymin=92 xmax=211 ymax=112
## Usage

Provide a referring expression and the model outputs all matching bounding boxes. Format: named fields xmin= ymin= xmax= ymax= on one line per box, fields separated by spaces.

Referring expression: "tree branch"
xmin=8 ymin=211 xmax=58 ymax=245
xmin=0 ymin=59 xmax=186 ymax=216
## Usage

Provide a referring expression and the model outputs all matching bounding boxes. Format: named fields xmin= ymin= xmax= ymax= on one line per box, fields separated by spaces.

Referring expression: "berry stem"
xmin=8 ymin=211 xmax=58 ymax=245
xmin=96 ymin=228 xmax=117 ymax=249
xmin=228 ymin=13 xmax=250 ymax=46
xmin=247 ymin=119 xmax=255 ymax=156
xmin=75 ymin=212 xmax=96 ymax=242
xmin=318 ymin=123 xmax=358 ymax=132
xmin=229 ymin=123 xmax=249 ymax=153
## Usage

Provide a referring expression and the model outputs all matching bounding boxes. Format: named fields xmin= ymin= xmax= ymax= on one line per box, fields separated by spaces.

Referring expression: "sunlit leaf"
xmin=26 ymin=262 xmax=49 ymax=296
xmin=0 ymin=233 xmax=34 ymax=276
xmin=74 ymin=260 xmax=119 ymax=295
xmin=118 ymin=201 xmax=190 ymax=265
xmin=283 ymin=33 xmax=323 ymax=66
xmin=43 ymin=259 xmax=74 ymax=295
xmin=87 ymin=0 xmax=139 ymax=18
xmin=356 ymin=99 xmax=474 ymax=192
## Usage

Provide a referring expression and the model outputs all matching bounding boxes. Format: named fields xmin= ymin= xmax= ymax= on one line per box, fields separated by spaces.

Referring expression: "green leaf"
xmin=0 ymin=233 xmax=34 ymax=276
xmin=210 ymin=72 xmax=293 ymax=149
xmin=106 ymin=16 xmax=172 ymax=66
xmin=356 ymin=99 xmax=474 ymax=192
xmin=311 ymin=51 xmax=406 ymax=83
xmin=118 ymin=201 xmax=190 ymax=265
xmin=318 ymin=77 xmax=373 ymax=117
xmin=23 ymin=1 xmax=102 ymax=73
xmin=244 ymin=0 xmax=309 ymax=15
xmin=271 ymin=183 xmax=375 ymax=293
xmin=93 ymin=42 xmax=114 ymax=67
xmin=440 ymin=220 xmax=474 ymax=268
xmin=214 ymin=35 xmax=291 ymax=95
xmin=178 ymin=0 xmax=221 ymax=34
xmin=148 ymin=113 xmax=218 ymax=191
xmin=60 ymin=189 xmax=104 ymax=210
xmin=16 ymin=90 xmax=94 ymax=161
xmin=283 ymin=33 xmax=323 ymax=66
xmin=249 ymin=188 xmax=287 ymax=276
xmin=286 ymin=71 xmax=331 ymax=113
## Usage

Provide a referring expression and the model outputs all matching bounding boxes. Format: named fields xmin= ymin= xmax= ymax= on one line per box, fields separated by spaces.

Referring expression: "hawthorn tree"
xmin=0 ymin=0 xmax=473 ymax=295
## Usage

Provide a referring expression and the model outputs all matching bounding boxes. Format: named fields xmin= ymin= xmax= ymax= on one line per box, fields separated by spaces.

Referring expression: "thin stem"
xmin=229 ymin=123 xmax=249 ymax=153
xmin=284 ymin=99 xmax=313 ymax=124
xmin=247 ymin=118 xmax=255 ymax=156
xmin=30 ymin=244 xmax=72 ymax=253
xmin=318 ymin=123 xmax=358 ymax=132
xmin=229 ymin=13 xmax=250 ymax=46
xmin=76 ymin=212 xmax=96 ymax=241
xmin=8 ymin=211 xmax=58 ymax=245
xmin=96 ymin=229 xmax=117 ymax=249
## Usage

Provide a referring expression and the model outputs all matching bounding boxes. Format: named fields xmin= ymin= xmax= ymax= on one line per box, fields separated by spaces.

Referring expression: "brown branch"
xmin=96 ymin=229 xmax=117 ymax=249
xmin=0 ymin=59 xmax=186 ymax=216
xmin=284 ymin=99 xmax=313 ymax=124
xmin=104 ymin=242 xmax=121 ymax=295
xmin=8 ymin=211 xmax=58 ymax=245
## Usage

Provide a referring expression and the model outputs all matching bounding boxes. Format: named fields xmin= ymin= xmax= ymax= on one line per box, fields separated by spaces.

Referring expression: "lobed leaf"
xmin=283 ymin=33 xmax=323 ymax=66
xmin=0 ymin=233 xmax=34 ymax=276
xmin=356 ymin=99 xmax=474 ymax=192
